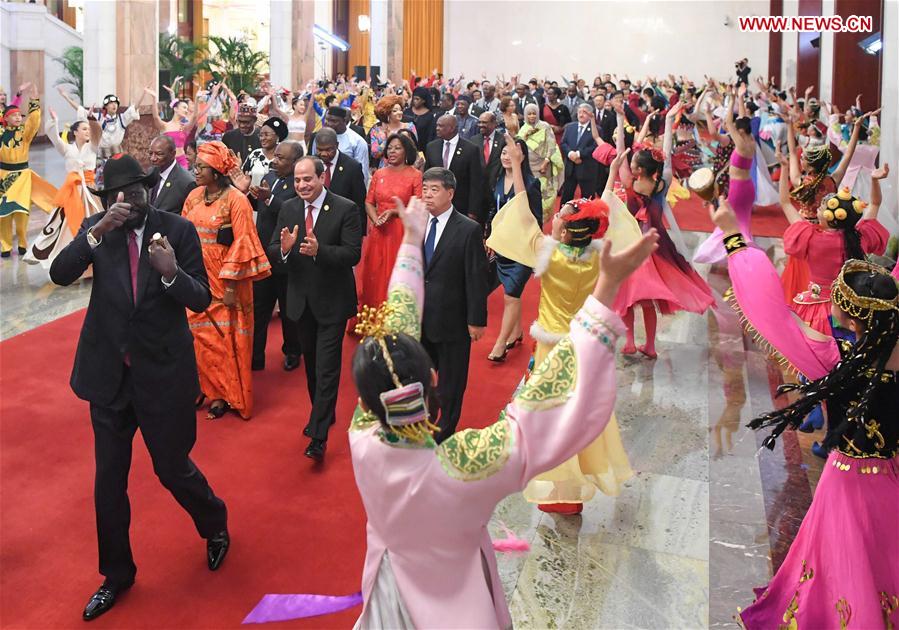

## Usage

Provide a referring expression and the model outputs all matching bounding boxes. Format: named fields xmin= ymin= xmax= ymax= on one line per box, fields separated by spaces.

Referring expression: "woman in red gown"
xmin=356 ymin=132 xmax=423 ymax=316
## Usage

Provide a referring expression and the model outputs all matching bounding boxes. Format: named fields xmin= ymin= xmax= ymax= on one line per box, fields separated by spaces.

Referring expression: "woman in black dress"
xmin=486 ymin=135 xmax=542 ymax=362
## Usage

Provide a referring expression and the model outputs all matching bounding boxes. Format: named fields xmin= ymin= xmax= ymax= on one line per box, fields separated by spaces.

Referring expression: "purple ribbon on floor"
xmin=242 ymin=592 xmax=364 ymax=624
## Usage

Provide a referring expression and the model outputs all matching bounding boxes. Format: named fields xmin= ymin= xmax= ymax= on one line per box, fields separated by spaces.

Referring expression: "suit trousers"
xmin=560 ymin=172 xmax=598 ymax=204
xmin=421 ymin=335 xmax=471 ymax=443
xmin=90 ymin=366 xmax=227 ymax=587
xmin=252 ymin=272 xmax=301 ymax=367
xmin=295 ymin=308 xmax=346 ymax=441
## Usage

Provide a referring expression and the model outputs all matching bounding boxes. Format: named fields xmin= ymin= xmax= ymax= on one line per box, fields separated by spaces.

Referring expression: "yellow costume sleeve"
xmin=23 ymin=99 xmax=41 ymax=144
xmin=485 ymin=191 xmax=542 ymax=268
xmin=600 ymin=190 xmax=642 ymax=254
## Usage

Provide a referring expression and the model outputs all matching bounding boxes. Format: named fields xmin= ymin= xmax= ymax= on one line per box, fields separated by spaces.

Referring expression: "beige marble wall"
xmin=292 ymin=0 xmax=316 ymax=87
xmin=9 ymin=50 xmax=45 ymax=100
xmin=115 ymin=0 xmax=158 ymax=104
xmin=385 ymin=0 xmax=403 ymax=82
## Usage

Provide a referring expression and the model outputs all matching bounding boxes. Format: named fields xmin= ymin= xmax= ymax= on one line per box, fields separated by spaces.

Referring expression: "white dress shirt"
xmin=282 ymin=187 xmax=327 ymax=260
xmin=428 ymin=205 xmax=454 ymax=250
xmin=441 ymin=134 xmax=460 ymax=168
xmin=153 ymin=160 xmax=177 ymax=200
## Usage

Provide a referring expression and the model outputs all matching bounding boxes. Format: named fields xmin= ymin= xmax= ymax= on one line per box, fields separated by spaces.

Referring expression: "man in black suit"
xmin=420 ymin=167 xmax=488 ymax=442
xmin=222 ymin=103 xmax=261 ymax=164
xmin=513 ymin=83 xmax=539 ymax=117
xmin=49 ymin=155 xmax=229 ymax=621
xmin=474 ymin=112 xmax=505 ymax=200
xmin=313 ymin=127 xmax=367 ymax=235
xmin=147 ymin=134 xmax=196 ymax=214
xmin=560 ymin=103 xmax=600 ymax=203
xmin=424 ymin=115 xmax=485 ymax=224
xmin=249 ymin=140 xmax=303 ymax=371
xmin=268 ymin=156 xmax=362 ymax=462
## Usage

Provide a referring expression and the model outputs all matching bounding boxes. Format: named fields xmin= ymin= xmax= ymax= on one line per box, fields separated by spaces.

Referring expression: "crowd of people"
xmin=0 ymin=61 xmax=896 ymax=628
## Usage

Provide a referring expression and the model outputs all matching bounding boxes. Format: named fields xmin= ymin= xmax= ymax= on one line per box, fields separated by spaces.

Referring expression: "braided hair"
xmin=790 ymin=144 xmax=832 ymax=206
xmin=749 ymin=265 xmax=899 ymax=449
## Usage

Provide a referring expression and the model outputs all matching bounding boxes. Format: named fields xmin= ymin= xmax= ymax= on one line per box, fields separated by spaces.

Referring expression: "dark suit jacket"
xmin=472 ymin=130 xmax=505 ymax=203
xmin=561 ymin=121 xmax=599 ymax=180
xmin=267 ymin=190 xmax=362 ymax=324
xmin=253 ymin=170 xmax=297 ymax=270
xmin=327 ymin=151 xmax=367 ymax=234
xmin=596 ymin=107 xmax=617 ymax=143
xmin=49 ymin=208 xmax=211 ymax=410
xmin=153 ymin=162 xmax=197 ymax=214
xmin=423 ymin=136 xmax=485 ymax=223
xmin=514 ymin=94 xmax=539 ymax=116
xmin=422 ymin=209 xmax=488 ymax=343
xmin=222 ymin=128 xmax=261 ymax=164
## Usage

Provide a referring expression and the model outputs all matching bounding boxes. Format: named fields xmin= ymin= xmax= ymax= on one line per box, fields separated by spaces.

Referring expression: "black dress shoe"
xmin=82 ymin=582 xmax=131 ymax=621
xmin=207 ymin=530 xmax=230 ymax=571
xmin=283 ymin=354 xmax=300 ymax=371
xmin=305 ymin=439 xmax=326 ymax=462
xmin=17 ymin=246 xmax=27 ymax=255
xmin=0 ymin=251 xmax=10 ymax=258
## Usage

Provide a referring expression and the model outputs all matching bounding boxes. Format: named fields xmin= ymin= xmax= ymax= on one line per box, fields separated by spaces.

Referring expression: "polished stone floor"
xmin=2 ymin=148 xmax=828 ymax=629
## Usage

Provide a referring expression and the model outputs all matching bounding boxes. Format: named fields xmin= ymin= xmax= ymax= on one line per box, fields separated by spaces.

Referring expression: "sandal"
xmin=504 ymin=335 xmax=523 ymax=350
xmin=487 ymin=348 xmax=508 ymax=363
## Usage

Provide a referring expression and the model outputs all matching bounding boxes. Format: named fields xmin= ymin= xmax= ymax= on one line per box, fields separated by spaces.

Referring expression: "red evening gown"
xmin=356 ymin=165 xmax=423 ymax=314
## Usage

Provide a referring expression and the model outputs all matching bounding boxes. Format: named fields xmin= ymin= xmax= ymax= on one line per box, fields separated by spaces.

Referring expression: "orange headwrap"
xmin=198 ymin=141 xmax=239 ymax=174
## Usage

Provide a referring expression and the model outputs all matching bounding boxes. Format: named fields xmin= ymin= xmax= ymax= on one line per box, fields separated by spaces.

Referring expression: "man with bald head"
xmin=250 ymin=140 xmax=304 ymax=371
xmin=424 ymin=114 xmax=485 ymax=224
xmin=147 ymin=134 xmax=196 ymax=214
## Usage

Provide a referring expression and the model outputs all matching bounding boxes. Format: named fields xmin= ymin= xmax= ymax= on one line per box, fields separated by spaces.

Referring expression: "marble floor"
xmin=1 ymin=150 xmax=827 ymax=629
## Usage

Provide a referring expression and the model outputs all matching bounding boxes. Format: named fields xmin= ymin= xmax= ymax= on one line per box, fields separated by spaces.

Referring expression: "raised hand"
xmin=49 ymin=108 xmax=58 ymax=121
xmin=147 ymin=235 xmax=177 ymax=282
xmin=299 ymin=230 xmax=318 ymax=257
xmin=610 ymin=148 xmax=630 ymax=171
xmin=255 ymin=179 xmax=271 ymax=202
xmin=279 ymin=225 xmax=299 ymax=255
xmin=93 ymin=192 xmax=131 ymax=239
xmin=503 ymin=132 xmax=523 ymax=161
xmin=396 ymin=196 xmax=429 ymax=245
xmin=872 ymin=163 xmax=890 ymax=180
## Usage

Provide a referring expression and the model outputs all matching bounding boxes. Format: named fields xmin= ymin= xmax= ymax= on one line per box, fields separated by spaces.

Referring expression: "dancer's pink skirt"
xmin=613 ymin=253 xmax=714 ymax=316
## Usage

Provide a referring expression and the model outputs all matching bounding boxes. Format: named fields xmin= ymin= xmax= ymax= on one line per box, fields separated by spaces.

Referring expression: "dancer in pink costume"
xmin=710 ymin=199 xmax=898 ymax=630
xmin=347 ymin=196 xmax=659 ymax=629
xmin=694 ymin=85 xmax=757 ymax=264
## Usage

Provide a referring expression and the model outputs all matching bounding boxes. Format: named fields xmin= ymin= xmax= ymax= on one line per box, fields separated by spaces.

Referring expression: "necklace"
xmin=204 ymin=186 xmax=227 ymax=205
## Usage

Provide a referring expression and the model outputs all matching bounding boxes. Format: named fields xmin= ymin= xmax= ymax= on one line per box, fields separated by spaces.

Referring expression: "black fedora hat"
xmin=88 ymin=154 xmax=159 ymax=196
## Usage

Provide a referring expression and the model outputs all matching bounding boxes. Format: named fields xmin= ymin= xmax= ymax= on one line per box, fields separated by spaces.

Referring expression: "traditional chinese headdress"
xmin=831 ymin=259 xmax=899 ymax=325
xmin=564 ymin=197 xmax=610 ymax=239
xmin=355 ymin=302 xmax=440 ymax=443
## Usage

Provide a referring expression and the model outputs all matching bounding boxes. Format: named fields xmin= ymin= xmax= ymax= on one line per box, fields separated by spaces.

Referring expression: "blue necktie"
xmin=424 ymin=217 xmax=438 ymax=267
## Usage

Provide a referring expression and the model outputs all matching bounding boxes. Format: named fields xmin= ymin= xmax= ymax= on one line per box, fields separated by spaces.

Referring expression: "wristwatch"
xmin=86 ymin=228 xmax=102 ymax=246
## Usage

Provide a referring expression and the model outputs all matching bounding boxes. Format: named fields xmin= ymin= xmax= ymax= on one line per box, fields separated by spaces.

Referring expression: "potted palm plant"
xmin=200 ymin=36 xmax=269 ymax=97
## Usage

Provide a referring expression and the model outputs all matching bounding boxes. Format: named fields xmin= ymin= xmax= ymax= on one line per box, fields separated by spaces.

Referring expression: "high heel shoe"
xmin=505 ymin=335 xmax=523 ymax=351
xmin=487 ymin=348 xmax=508 ymax=363
xmin=207 ymin=401 xmax=230 ymax=419
xmin=195 ymin=394 xmax=207 ymax=408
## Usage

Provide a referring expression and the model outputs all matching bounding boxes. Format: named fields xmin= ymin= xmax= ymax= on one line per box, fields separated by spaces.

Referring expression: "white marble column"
xmin=369 ymin=0 xmax=388 ymax=75
xmin=269 ymin=0 xmax=293 ymax=88
xmin=818 ymin=0 xmax=835 ymax=103
xmin=82 ymin=0 xmax=118 ymax=106
xmin=780 ymin=0 xmax=799 ymax=88
xmin=314 ymin=0 xmax=333 ymax=79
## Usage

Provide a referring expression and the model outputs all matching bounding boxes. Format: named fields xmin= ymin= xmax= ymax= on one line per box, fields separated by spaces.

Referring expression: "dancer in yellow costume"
xmin=0 ymin=84 xmax=55 ymax=257
xmin=487 ymin=146 xmax=642 ymax=513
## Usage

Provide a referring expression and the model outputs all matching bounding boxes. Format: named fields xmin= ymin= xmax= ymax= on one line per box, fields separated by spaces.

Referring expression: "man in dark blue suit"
xmin=559 ymin=103 xmax=600 ymax=203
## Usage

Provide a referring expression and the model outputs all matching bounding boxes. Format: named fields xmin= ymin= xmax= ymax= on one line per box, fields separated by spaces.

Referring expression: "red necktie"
xmin=128 ymin=231 xmax=139 ymax=302
xmin=483 ymin=137 xmax=490 ymax=163
xmin=305 ymin=204 xmax=315 ymax=235
xmin=323 ymin=162 xmax=332 ymax=187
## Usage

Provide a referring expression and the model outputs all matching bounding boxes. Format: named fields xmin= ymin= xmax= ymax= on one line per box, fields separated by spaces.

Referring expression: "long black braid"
xmin=749 ymin=270 xmax=899 ymax=450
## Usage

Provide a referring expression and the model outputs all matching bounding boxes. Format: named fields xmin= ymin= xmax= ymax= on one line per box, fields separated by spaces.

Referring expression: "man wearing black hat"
xmin=222 ymin=102 xmax=261 ymax=163
xmin=49 ymin=155 xmax=229 ymax=621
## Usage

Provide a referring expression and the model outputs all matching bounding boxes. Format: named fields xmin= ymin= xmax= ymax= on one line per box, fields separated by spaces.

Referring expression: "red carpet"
xmin=0 ymin=284 xmax=536 ymax=629
xmin=670 ymin=194 xmax=788 ymax=238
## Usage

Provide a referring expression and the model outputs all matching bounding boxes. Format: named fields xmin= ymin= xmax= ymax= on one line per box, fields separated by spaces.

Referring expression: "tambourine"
xmin=687 ymin=167 xmax=717 ymax=202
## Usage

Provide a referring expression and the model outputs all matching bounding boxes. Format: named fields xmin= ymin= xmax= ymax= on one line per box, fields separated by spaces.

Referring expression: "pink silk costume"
xmin=693 ymin=151 xmax=756 ymax=264
xmin=349 ymin=242 xmax=626 ymax=629
xmin=785 ymin=219 xmax=888 ymax=335
xmin=726 ymin=245 xmax=898 ymax=629
xmin=165 ymin=129 xmax=190 ymax=169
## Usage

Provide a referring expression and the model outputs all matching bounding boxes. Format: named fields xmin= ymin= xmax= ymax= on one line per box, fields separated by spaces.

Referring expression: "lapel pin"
xmin=324 ymin=204 xmax=330 ymax=211
xmin=282 ymin=183 xmax=288 ymax=190
xmin=339 ymin=166 xmax=344 ymax=171
xmin=456 ymin=149 xmax=461 ymax=155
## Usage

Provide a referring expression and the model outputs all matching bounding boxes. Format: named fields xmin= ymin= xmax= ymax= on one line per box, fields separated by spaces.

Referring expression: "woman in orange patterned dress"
xmin=183 ymin=141 xmax=271 ymax=419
